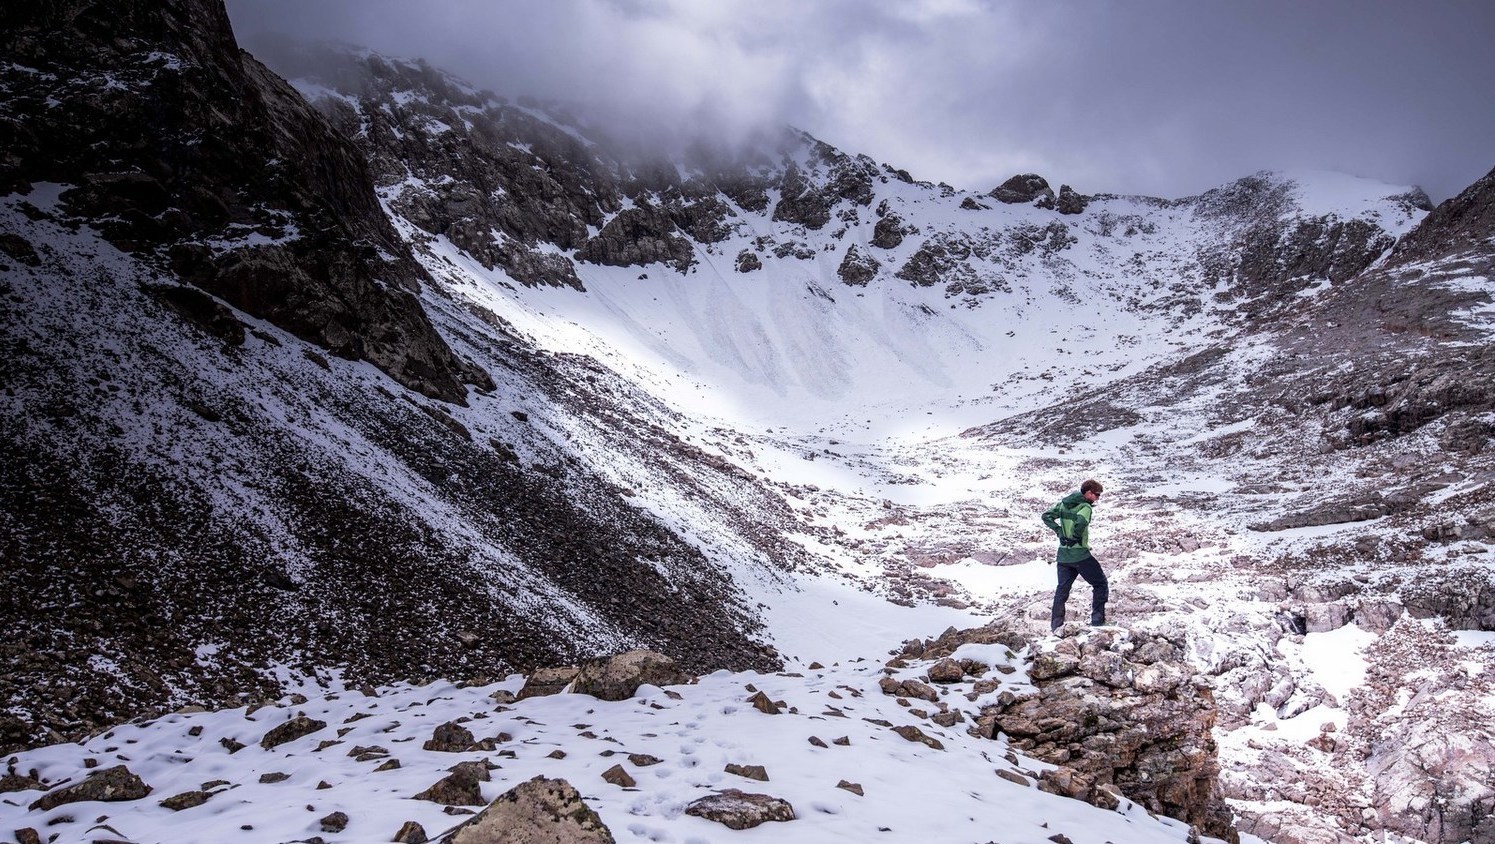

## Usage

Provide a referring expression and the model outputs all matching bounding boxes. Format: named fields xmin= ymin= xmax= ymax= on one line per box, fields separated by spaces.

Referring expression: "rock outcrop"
xmin=977 ymin=627 xmax=1237 ymax=843
xmin=990 ymin=174 xmax=1055 ymax=205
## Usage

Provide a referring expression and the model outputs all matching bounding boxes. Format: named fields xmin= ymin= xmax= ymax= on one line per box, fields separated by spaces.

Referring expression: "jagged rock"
xmin=627 ymin=753 xmax=663 ymax=767
xmin=576 ymin=205 xmax=694 ymax=272
xmin=891 ymin=725 xmax=944 ymax=750
xmin=666 ymin=194 xmax=735 ymax=244
xmin=989 ymin=174 xmax=1054 ymax=205
xmin=494 ymin=242 xmax=585 ymax=290
xmin=1401 ymin=572 xmax=1495 ymax=630
xmin=394 ymin=820 xmax=429 ymax=843
xmin=735 ymin=249 xmax=762 ymax=272
xmin=983 ymin=629 xmax=1236 ymax=843
xmin=836 ymin=780 xmax=864 ymax=796
xmin=836 ymin=244 xmax=880 ymax=286
xmin=927 ymin=658 xmax=965 ymax=683
xmin=1385 ymin=164 xmax=1491 ymax=267
xmin=517 ymin=666 xmax=581 ymax=700
xmin=321 ymin=810 xmax=349 ymax=832
xmin=414 ymin=761 xmax=491 ymax=806
xmin=425 ymin=721 xmax=477 ymax=752
xmin=871 ymin=213 xmax=905 ymax=249
xmin=878 ymin=676 xmax=938 ymax=702
xmin=440 ymin=776 xmax=614 ymax=843
xmin=159 ymin=789 xmax=213 ymax=811
xmin=600 ymin=764 xmax=635 ymax=788
xmin=771 ymin=142 xmax=877 ymax=230
xmin=725 ymin=763 xmax=769 ymax=781
xmin=260 ymin=715 xmax=327 ymax=751
xmin=895 ymin=235 xmax=971 ymax=288
xmin=748 ymin=690 xmax=782 ymax=714
xmin=571 ymin=650 xmax=690 ymax=701
xmin=684 ymin=788 xmax=796 ymax=830
xmin=2 ymin=4 xmax=474 ymax=402
xmin=1055 ymin=185 xmax=1088 ymax=215
xmin=28 ymin=765 xmax=151 ymax=810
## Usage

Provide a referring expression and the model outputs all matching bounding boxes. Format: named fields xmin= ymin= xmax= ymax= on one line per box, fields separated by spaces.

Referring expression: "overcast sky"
xmin=225 ymin=0 xmax=1495 ymax=202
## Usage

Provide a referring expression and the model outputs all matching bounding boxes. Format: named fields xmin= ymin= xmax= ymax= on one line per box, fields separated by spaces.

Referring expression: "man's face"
xmin=1083 ymin=490 xmax=1101 ymax=504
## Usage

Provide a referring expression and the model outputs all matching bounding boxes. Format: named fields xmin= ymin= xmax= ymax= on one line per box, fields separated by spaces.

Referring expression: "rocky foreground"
xmin=1 ymin=627 xmax=1239 ymax=844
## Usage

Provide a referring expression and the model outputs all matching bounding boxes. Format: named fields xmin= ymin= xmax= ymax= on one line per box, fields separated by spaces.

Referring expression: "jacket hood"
xmin=1061 ymin=490 xmax=1088 ymax=507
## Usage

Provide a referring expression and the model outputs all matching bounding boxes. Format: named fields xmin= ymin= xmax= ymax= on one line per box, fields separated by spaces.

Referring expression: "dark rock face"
xmin=871 ymin=212 xmax=906 ymax=249
xmin=0 ymin=0 xmax=472 ymax=403
xmin=1387 ymin=165 xmax=1494 ymax=267
xmin=771 ymin=141 xmax=878 ymax=230
xmin=836 ymin=244 xmax=881 ymax=286
xmin=735 ymin=250 xmax=762 ymax=273
xmin=990 ymin=174 xmax=1055 ymax=205
xmin=1054 ymin=184 xmax=1088 ymax=215
xmin=0 ymin=5 xmax=792 ymax=757
xmin=576 ymin=205 xmax=694 ymax=272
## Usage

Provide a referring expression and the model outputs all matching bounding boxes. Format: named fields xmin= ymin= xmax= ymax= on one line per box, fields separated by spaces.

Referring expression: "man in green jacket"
xmin=1041 ymin=479 xmax=1108 ymax=631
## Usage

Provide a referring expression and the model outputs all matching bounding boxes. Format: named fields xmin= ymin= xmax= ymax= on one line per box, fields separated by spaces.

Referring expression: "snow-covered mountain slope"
xmin=261 ymin=43 xmax=1495 ymax=844
xmin=4 ymin=6 xmax=1495 ymax=844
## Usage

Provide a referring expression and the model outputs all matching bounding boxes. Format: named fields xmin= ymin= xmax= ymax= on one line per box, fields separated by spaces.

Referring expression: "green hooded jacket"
xmin=1041 ymin=490 xmax=1093 ymax=564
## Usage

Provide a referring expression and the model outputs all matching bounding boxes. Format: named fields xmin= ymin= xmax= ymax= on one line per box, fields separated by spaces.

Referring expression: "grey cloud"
xmin=226 ymin=0 xmax=1495 ymax=201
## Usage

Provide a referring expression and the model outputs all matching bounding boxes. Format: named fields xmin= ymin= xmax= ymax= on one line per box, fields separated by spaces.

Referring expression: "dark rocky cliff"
xmin=0 ymin=0 xmax=789 ymax=755
xmin=0 ymin=0 xmax=473 ymax=402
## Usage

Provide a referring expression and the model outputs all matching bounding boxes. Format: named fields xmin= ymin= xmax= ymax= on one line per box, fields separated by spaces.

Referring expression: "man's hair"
xmin=1080 ymin=479 xmax=1104 ymax=494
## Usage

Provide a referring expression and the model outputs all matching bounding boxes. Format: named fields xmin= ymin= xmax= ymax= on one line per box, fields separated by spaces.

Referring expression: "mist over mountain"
xmin=2 ymin=3 xmax=1493 ymax=843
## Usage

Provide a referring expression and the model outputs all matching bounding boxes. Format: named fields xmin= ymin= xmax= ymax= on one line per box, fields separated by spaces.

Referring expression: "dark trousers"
xmin=1052 ymin=555 xmax=1108 ymax=630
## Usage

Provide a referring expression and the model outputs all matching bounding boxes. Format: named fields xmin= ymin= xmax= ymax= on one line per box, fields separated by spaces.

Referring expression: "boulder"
xmin=989 ymin=174 xmax=1054 ymax=205
xmin=684 ymin=788 xmax=796 ymax=830
xmin=29 ymin=765 xmax=151 ymax=810
xmin=735 ymin=250 xmax=762 ymax=273
xmin=927 ymin=658 xmax=965 ymax=683
xmin=415 ymin=761 xmax=491 ymax=806
xmin=424 ymin=721 xmax=477 ymax=752
xmin=394 ymin=820 xmax=429 ymax=843
xmin=571 ymin=650 xmax=690 ymax=701
xmin=517 ymin=666 xmax=581 ymax=700
xmin=441 ymin=776 xmax=614 ymax=843
xmin=259 ymin=715 xmax=327 ymax=751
